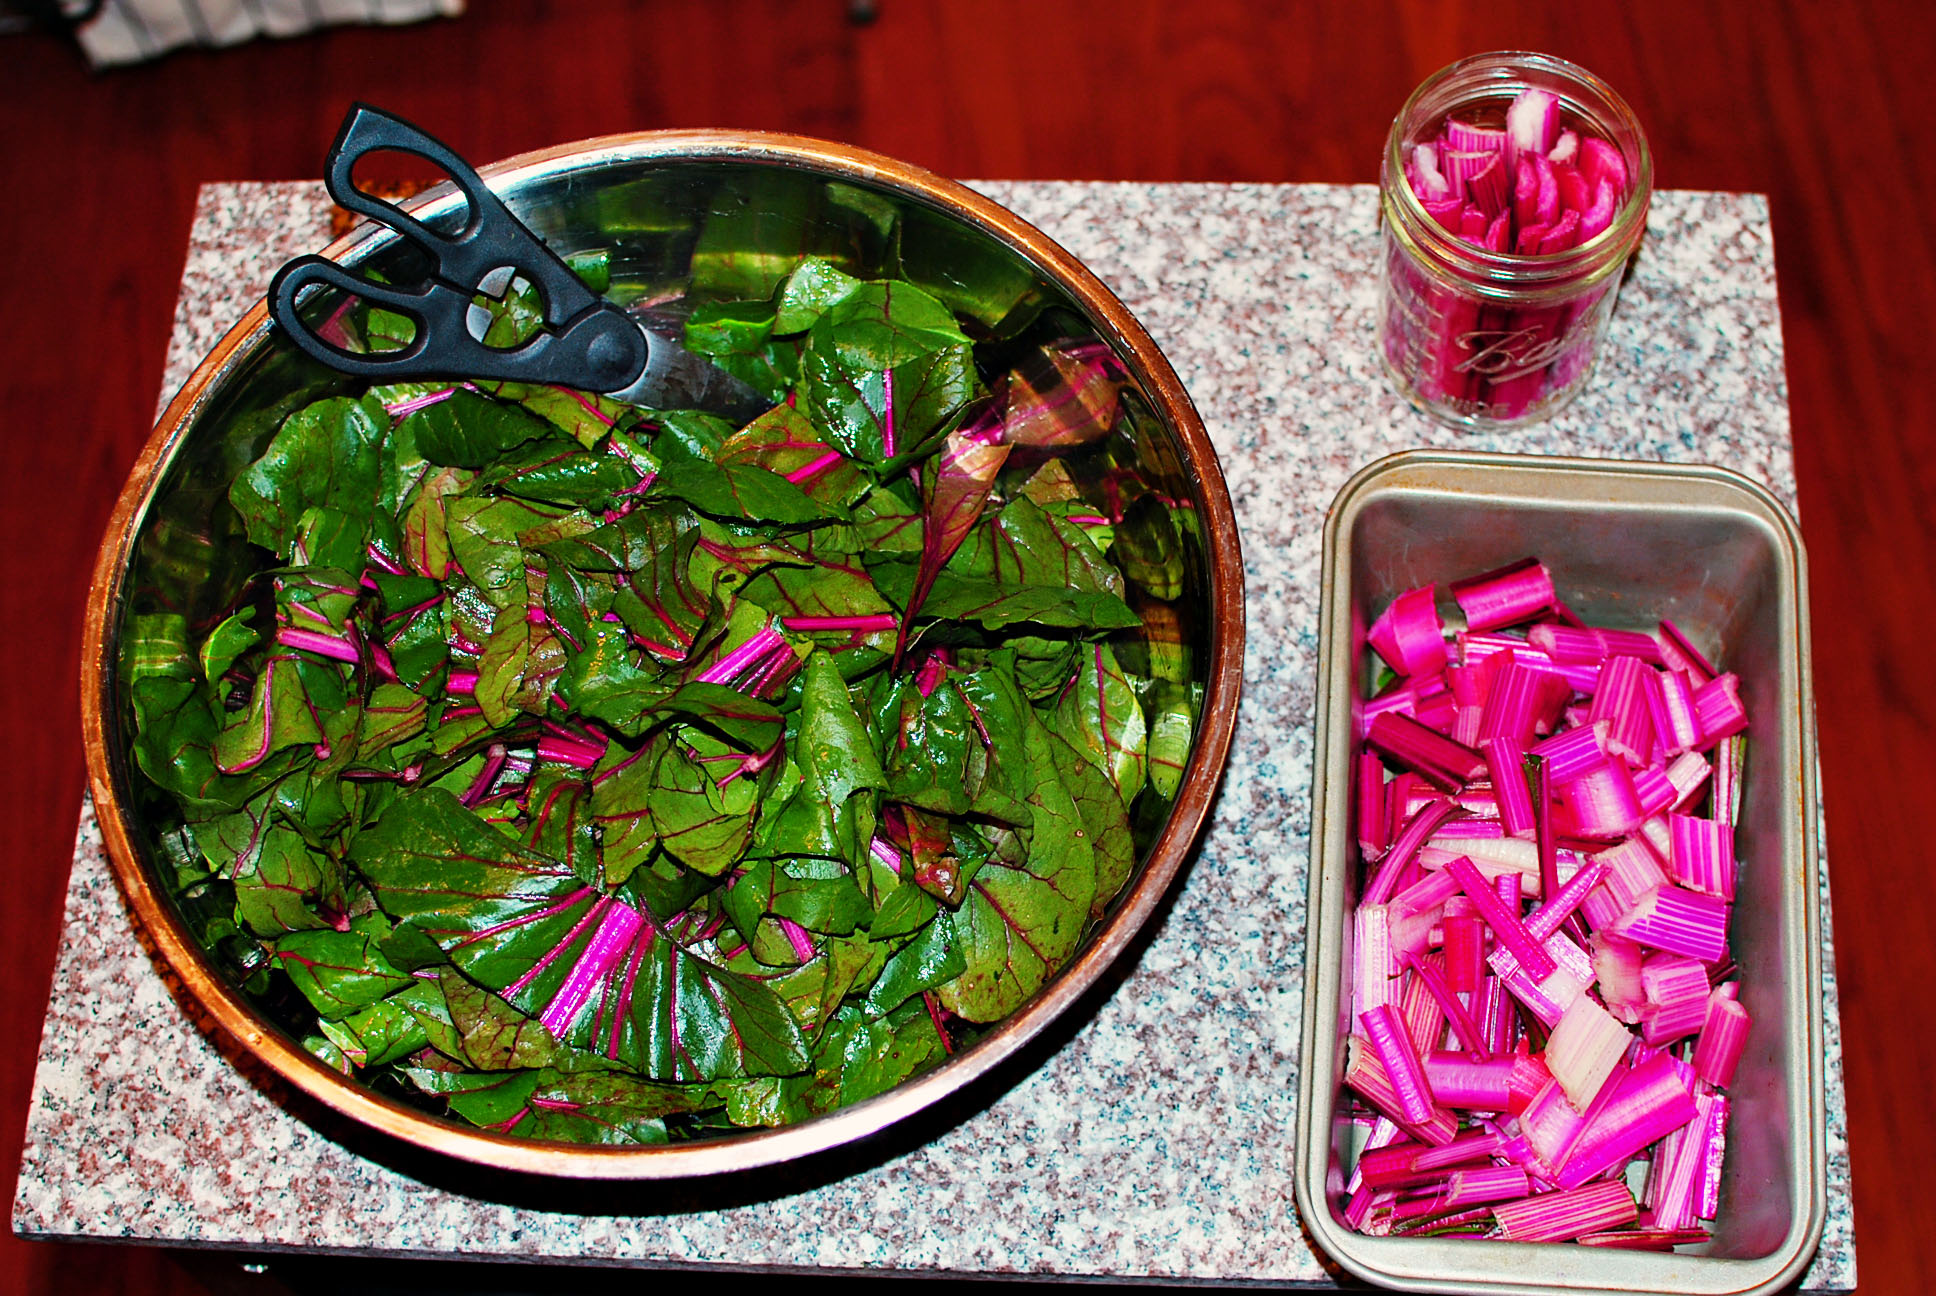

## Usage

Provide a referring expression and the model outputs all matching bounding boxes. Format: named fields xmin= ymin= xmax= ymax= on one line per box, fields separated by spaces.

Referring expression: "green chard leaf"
xmin=754 ymin=651 xmax=887 ymax=869
xmin=229 ymin=394 xmax=388 ymax=560
xmin=272 ymin=929 xmax=415 ymax=1021
xmin=801 ymin=280 xmax=977 ymax=466
xmin=1054 ymin=641 xmax=1149 ymax=807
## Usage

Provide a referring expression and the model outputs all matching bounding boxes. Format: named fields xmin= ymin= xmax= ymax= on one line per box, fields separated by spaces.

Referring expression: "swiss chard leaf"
xmin=401 ymin=464 xmax=476 ymax=580
xmin=650 ymin=456 xmax=834 ymax=526
xmin=446 ymin=496 xmax=558 ymax=610
xmin=754 ymin=651 xmax=887 ymax=869
xmin=773 ymin=256 xmax=864 ymax=334
xmin=716 ymin=403 xmax=872 ymax=508
xmin=273 ymin=929 xmax=414 ymax=1021
xmin=937 ymin=670 xmax=1097 ymax=1022
xmin=229 ymin=394 xmax=387 ymax=560
xmin=350 ymin=789 xmax=603 ymax=992
xmin=439 ymin=969 xmax=561 ymax=1071
xmin=1044 ymin=726 xmax=1137 ymax=923
xmin=900 ymin=416 xmax=1010 ymax=641
xmin=1054 ymin=642 xmax=1148 ymax=808
xmin=319 ymin=997 xmax=430 ymax=1069
xmin=863 ymin=911 xmax=965 ymax=1015
xmin=801 ymin=280 xmax=977 ymax=466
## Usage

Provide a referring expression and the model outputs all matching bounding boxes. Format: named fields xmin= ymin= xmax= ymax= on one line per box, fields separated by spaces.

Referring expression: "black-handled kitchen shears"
xmin=268 ymin=103 xmax=770 ymax=419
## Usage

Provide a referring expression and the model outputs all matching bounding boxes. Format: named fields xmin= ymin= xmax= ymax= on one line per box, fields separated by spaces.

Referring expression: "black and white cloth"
xmin=60 ymin=0 xmax=463 ymax=67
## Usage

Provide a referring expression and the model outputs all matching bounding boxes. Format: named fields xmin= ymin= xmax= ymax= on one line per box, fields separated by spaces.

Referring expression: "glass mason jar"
xmin=1378 ymin=52 xmax=1653 ymax=428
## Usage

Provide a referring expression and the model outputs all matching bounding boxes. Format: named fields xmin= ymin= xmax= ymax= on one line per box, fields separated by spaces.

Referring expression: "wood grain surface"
xmin=3 ymin=2 xmax=1929 ymax=1291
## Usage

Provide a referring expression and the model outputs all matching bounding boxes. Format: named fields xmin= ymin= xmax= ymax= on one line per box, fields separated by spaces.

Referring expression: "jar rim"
xmin=1381 ymin=50 xmax=1654 ymax=292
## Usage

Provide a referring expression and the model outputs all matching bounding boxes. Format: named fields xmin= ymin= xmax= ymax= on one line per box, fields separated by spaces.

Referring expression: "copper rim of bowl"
xmin=81 ymin=129 xmax=1246 ymax=1179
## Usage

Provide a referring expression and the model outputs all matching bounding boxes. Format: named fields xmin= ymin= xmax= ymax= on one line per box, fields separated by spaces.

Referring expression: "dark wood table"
xmin=4 ymin=3 xmax=1929 ymax=1291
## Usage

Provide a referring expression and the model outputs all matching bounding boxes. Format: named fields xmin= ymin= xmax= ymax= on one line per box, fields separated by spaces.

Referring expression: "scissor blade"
xmin=606 ymin=320 xmax=775 ymax=425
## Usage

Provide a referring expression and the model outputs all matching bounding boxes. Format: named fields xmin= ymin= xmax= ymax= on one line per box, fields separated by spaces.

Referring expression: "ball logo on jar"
xmin=1451 ymin=326 xmax=1574 ymax=383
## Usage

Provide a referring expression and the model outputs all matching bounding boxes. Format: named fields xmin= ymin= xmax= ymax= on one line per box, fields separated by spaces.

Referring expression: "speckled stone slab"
xmin=16 ymin=181 xmax=1852 ymax=1290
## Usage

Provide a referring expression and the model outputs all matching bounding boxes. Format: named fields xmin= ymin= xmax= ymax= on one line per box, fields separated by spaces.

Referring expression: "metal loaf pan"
xmin=1295 ymin=449 xmax=1824 ymax=1296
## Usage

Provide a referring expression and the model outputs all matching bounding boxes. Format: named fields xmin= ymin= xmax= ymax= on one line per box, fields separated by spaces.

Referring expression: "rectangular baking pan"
xmin=1295 ymin=449 xmax=1824 ymax=1296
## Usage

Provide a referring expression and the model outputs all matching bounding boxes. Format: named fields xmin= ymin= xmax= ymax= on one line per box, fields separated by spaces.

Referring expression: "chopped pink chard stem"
xmin=1507 ymin=88 xmax=1560 ymax=159
xmin=1667 ymin=811 xmax=1734 ymax=900
xmin=1365 ymin=795 xmax=1466 ymax=905
xmin=1480 ymin=975 xmax=1516 ymax=1055
xmin=1445 ymin=117 xmax=1505 ymax=154
xmin=1489 ymin=933 xmax=1592 ymax=1029
xmin=1458 ymin=631 xmax=1551 ymax=668
xmin=1715 ymin=733 xmax=1745 ymax=827
xmin=1479 ymin=660 xmax=1570 ymax=750
xmin=1443 ymin=912 xmax=1484 ymax=995
xmin=1657 ymin=618 xmax=1718 ymax=685
xmin=1696 ymin=1091 xmax=1730 ymax=1218
xmin=1554 ymin=1054 xmax=1699 ymax=1189
xmin=1361 ymin=1004 xmax=1438 ymax=1126
xmin=1592 ymin=934 xmax=1648 ymax=1024
xmin=1546 ymin=994 xmax=1631 ymax=1108
xmin=447 ymin=670 xmax=479 ymax=695
xmin=1388 ymin=906 xmax=1441 ymax=964
xmin=1346 ymin=1035 xmax=1458 ymax=1146
xmin=1423 ymin=1052 xmax=1515 ymax=1108
xmin=1446 ymin=1165 xmax=1532 ymax=1210
xmin=1592 ymin=835 xmax=1670 ymax=910
xmin=1525 ymin=860 xmax=1606 ymax=942
xmin=1630 ymin=764 xmax=1676 ymax=820
xmin=1357 ymin=752 xmax=1390 ymax=860
xmin=1530 ymin=720 xmax=1609 ymax=784
xmin=1466 ymin=152 xmax=1510 ymax=216
xmin=1692 ymin=996 xmax=1751 ymax=1089
xmin=1367 ymin=584 xmax=1448 ymax=677
xmin=1401 ymin=950 xmax=1488 ymax=1059
xmin=1588 ymin=655 xmax=1657 ymax=765
xmin=1445 ymin=856 xmax=1556 ymax=981
xmin=1413 ymin=1128 xmax=1502 ymax=1172
xmin=1664 ymin=749 xmax=1712 ymax=811
xmin=1451 ymin=559 xmax=1555 ymax=633
xmin=1400 ymin=962 xmax=1449 ymax=1056
xmin=1577 ymin=1228 xmax=1712 ymax=1250
xmin=1647 ymin=666 xmax=1702 ymax=759
xmin=1557 ymin=760 xmax=1643 ymax=839
xmin=1492 ymin=1181 xmax=1638 ymax=1243
xmin=1517 ymin=1076 xmax=1594 ymax=1172
xmin=1357 ymin=1142 xmax=1445 ymax=1192
xmin=1355 ymin=904 xmax=1395 ymax=1017
xmin=1579 ymin=884 xmax=1624 ymax=932
xmin=1367 ymin=712 xmax=1486 ymax=793
xmin=1608 ymin=884 xmax=1729 ymax=962
xmin=1343 ymin=1184 xmax=1384 ymax=1232
xmin=1390 ymin=867 xmax=1461 ymax=919
xmin=1529 ymin=622 xmax=1663 ymax=665
xmin=1692 ymin=673 xmax=1749 ymax=747
xmin=276 ymin=626 xmax=360 ymax=663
